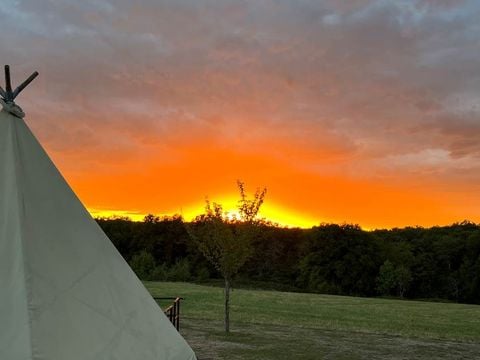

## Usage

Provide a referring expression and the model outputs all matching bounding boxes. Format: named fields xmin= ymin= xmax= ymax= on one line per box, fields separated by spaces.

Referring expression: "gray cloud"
xmin=0 ymin=0 xmax=479 ymax=190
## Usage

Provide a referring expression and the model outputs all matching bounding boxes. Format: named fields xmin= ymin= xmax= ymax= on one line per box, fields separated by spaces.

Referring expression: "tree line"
xmin=97 ymin=216 xmax=480 ymax=304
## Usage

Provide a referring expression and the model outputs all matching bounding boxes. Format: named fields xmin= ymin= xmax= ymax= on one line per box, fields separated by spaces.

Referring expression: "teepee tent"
xmin=0 ymin=66 xmax=196 ymax=360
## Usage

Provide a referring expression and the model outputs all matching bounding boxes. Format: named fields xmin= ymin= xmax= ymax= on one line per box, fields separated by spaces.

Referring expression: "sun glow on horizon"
xmin=180 ymin=197 xmax=322 ymax=228
xmin=88 ymin=198 xmax=321 ymax=228
xmin=89 ymin=208 xmax=147 ymax=222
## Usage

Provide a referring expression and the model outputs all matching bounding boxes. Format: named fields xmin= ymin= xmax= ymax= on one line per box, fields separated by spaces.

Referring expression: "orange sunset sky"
xmin=2 ymin=0 xmax=480 ymax=229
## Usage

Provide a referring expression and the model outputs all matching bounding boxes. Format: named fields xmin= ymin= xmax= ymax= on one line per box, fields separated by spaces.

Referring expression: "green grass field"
xmin=146 ymin=281 xmax=480 ymax=359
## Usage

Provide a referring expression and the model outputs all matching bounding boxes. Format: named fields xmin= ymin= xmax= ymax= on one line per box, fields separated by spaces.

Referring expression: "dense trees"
xmin=297 ymin=224 xmax=382 ymax=296
xmin=97 ymin=217 xmax=480 ymax=304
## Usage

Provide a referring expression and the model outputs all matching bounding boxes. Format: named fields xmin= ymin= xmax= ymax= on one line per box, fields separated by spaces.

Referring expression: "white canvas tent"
xmin=0 ymin=66 xmax=196 ymax=360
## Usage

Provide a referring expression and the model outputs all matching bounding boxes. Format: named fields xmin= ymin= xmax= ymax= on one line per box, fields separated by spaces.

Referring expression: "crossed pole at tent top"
xmin=0 ymin=65 xmax=38 ymax=104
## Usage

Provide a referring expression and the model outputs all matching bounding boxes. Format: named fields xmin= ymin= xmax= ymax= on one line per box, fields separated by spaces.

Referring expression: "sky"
xmin=1 ymin=0 xmax=480 ymax=229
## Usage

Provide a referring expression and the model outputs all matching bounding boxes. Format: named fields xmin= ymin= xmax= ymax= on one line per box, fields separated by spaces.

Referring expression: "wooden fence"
xmin=154 ymin=297 xmax=183 ymax=331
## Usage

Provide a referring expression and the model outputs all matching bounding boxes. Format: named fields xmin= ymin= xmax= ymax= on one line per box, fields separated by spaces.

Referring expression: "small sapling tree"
xmin=189 ymin=181 xmax=266 ymax=332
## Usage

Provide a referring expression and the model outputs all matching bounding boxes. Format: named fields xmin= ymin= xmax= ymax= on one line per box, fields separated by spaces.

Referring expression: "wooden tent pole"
xmin=4 ymin=65 xmax=12 ymax=102
xmin=13 ymin=71 xmax=39 ymax=99
xmin=1 ymin=65 xmax=38 ymax=104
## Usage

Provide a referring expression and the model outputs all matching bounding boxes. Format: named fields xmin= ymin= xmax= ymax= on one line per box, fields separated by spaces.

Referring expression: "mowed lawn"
xmin=146 ymin=281 xmax=480 ymax=359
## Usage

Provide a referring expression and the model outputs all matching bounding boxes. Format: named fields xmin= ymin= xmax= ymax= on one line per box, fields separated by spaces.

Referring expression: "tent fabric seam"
xmin=12 ymin=115 xmax=35 ymax=360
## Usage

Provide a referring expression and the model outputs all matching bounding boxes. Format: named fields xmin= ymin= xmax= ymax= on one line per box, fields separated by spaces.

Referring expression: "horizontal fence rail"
xmin=154 ymin=297 xmax=183 ymax=331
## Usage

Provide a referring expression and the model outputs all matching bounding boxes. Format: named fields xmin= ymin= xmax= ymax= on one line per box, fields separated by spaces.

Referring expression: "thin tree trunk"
xmin=224 ymin=277 xmax=230 ymax=333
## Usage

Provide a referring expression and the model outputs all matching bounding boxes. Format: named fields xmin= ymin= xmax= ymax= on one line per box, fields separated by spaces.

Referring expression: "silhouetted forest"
xmin=97 ymin=215 xmax=480 ymax=304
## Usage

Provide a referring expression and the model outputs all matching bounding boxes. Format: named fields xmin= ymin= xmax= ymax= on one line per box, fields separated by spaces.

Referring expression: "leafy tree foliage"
xmin=396 ymin=265 xmax=412 ymax=298
xmin=376 ymin=260 xmax=397 ymax=296
xmin=376 ymin=261 xmax=412 ymax=298
xmin=130 ymin=250 xmax=156 ymax=280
